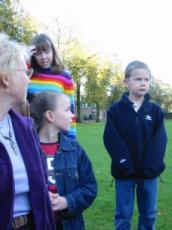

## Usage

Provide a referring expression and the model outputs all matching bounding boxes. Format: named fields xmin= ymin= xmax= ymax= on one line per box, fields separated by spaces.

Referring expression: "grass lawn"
xmin=77 ymin=120 xmax=172 ymax=230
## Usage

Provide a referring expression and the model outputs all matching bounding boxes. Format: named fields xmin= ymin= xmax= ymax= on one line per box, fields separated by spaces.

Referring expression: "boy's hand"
xmin=49 ymin=191 xmax=68 ymax=211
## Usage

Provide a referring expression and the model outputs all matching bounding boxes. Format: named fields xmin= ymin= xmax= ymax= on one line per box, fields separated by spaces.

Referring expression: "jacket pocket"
xmin=67 ymin=167 xmax=79 ymax=181
xmin=65 ymin=167 xmax=79 ymax=192
xmin=142 ymin=162 xmax=165 ymax=178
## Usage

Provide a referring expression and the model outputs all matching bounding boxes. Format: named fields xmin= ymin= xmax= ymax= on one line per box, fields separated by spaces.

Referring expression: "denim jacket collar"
xmin=59 ymin=133 xmax=75 ymax=151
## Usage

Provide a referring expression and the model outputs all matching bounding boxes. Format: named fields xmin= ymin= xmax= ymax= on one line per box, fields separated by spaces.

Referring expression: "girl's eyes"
xmin=44 ymin=49 xmax=51 ymax=54
xmin=34 ymin=49 xmax=51 ymax=56
xmin=34 ymin=52 xmax=40 ymax=56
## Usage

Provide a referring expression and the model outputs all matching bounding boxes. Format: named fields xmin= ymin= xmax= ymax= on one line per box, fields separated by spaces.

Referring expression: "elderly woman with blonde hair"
xmin=0 ymin=33 xmax=55 ymax=230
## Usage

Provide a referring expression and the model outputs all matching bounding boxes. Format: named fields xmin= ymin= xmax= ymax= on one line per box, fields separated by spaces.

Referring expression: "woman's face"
xmin=33 ymin=44 xmax=53 ymax=69
xmin=9 ymin=55 xmax=30 ymax=106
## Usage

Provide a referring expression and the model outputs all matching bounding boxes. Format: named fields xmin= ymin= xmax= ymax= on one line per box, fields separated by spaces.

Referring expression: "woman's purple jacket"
xmin=0 ymin=110 xmax=55 ymax=230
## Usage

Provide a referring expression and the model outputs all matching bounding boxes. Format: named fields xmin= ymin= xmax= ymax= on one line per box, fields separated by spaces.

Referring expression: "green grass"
xmin=77 ymin=121 xmax=172 ymax=230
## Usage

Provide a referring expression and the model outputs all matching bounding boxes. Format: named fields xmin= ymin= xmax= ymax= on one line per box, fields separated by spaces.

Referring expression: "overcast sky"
xmin=22 ymin=0 xmax=172 ymax=85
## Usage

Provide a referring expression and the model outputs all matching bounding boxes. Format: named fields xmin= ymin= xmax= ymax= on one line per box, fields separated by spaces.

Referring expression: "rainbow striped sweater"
xmin=27 ymin=69 xmax=76 ymax=139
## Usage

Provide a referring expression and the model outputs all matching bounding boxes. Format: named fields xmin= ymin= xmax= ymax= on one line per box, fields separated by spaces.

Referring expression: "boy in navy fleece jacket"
xmin=103 ymin=60 xmax=167 ymax=230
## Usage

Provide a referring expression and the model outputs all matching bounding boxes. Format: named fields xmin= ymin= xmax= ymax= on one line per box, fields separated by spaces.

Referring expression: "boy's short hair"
xmin=125 ymin=60 xmax=151 ymax=79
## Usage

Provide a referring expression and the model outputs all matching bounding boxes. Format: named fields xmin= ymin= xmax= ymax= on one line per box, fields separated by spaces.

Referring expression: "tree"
xmin=85 ymin=57 xmax=118 ymax=122
xmin=64 ymin=40 xmax=124 ymax=122
xmin=41 ymin=16 xmax=77 ymax=51
xmin=63 ymin=39 xmax=92 ymax=122
xmin=0 ymin=0 xmax=37 ymax=43
xmin=106 ymin=62 xmax=124 ymax=106
xmin=150 ymin=79 xmax=172 ymax=112
xmin=162 ymin=85 xmax=172 ymax=112
xmin=150 ymin=79 xmax=165 ymax=106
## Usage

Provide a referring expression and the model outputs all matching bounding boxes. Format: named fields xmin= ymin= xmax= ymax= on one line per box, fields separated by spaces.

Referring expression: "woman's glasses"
xmin=16 ymin=68 xmax=33 ymax=79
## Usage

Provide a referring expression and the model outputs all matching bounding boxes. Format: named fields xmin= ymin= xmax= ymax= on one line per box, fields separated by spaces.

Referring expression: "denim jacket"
xmin=54 ymin=133 xmax=97 ymax=230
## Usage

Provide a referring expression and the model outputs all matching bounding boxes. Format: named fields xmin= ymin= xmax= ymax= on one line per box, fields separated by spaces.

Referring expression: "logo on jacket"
xmin=145 ymin=115 xmax=152 ymax=121
xmin=119 ymin=159 xmax=126 ymax=164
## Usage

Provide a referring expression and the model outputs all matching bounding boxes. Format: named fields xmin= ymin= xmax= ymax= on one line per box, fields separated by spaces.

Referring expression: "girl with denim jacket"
xmin=30 ymin=91 xmax=97 ymax=230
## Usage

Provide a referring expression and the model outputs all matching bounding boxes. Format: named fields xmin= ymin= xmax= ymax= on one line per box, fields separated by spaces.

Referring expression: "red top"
xmin=40 ymin=142 xmax=59 ymax=193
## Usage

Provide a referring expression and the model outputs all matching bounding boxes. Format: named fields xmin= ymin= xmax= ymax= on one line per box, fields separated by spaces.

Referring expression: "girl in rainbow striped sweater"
xmin=27 ymin=34 xmax=76 ymax=139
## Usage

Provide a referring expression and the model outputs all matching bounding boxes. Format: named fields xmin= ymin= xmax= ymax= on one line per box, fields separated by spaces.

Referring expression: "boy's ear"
xmin=123 ymin=78 xmax=128 ymax=85
xmin=45 ymin=110 xmax=54 ymax=123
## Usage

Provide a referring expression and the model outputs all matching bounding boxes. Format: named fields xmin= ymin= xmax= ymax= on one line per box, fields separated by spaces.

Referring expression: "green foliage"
xmin=85 ymin=58 xmax=111 ymax=106
xmin=77 ymin=121 xmax=172 ymax=230
xmin=0 ymin=0 xmax=37 ymax=43
xmin=84 ymin=57 xmax=118 ymax=121
xmin=63 ymin=40 xmax=93 ymax=122
xmin=63 ymin=39 xmax=125 ymax=122
xmin=63 ymin=40 xmax=90 ymax=82
xmin=64 ymin=42 xmax=122 ymax=122
xmin=106 ymin=63 xmax=125 ymax=106
xmin=150 ymin=79 xmax=172 ymax=112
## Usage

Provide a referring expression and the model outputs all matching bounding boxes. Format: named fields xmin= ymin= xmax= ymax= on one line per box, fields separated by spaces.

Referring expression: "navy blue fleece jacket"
xmin=103 ymin=93 xmax=167 ymax=179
